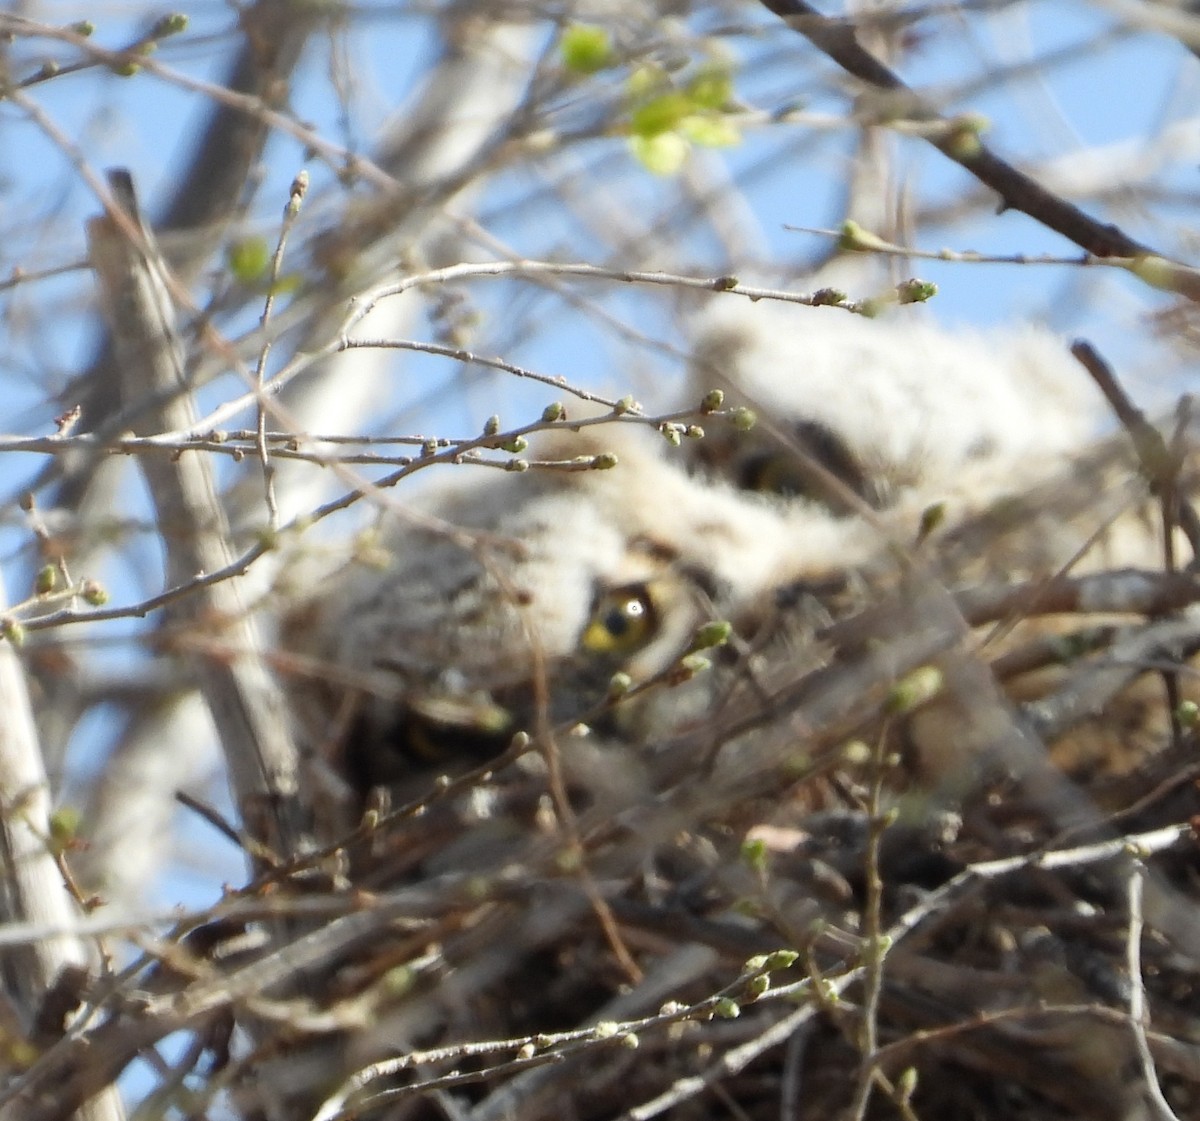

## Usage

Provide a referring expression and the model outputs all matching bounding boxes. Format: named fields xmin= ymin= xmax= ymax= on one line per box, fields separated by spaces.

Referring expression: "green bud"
xmin=1128 ymin=254 xmax=1184 ymax=293
xmin=556 ymin=848 xmax=582 ymax=873
xmin=505 ymin=459 xmax=529 ymax=472
xmin=81 ymin=580 xmax=109 ymax=606
xmin=560 ymin=24 xmax=613 ymax=75
xmin=731 ymin=406 xmax=756 ymax=432
xmin=613 ymin=395 xmax=639 ymax=415
xmin=70 ymin=20 xmax=95 ymax=35
xmin=713 ymin=997 xmax=740 ymax=1019
xmin=483 ymin=415 xmax=501 ymax=437
xmin=659 ymin=423 xmax=683 ymax=447
xmin=35 ymin=566 xmax=57 ymax=595
xmin=2 ymin=619 xmax=26 ymax=646
xmin=681 ymin=652 xmax=710 ymax=673
xmin=591 ymin=452 xmax=619 ymax=470
xmin=286 ymin=170 xmax=309 ymax=216
xmin=841 ymin=740 xmax=871 ymax=765
xmin=885 ymin=665 xmax=943 ymax=714
xmin=48 ymin=807 xmax=80 ymax=848
xmin=593 ymin=1021 xmax=620 ymax=1039
xmin=690 ymin=619 xmax=731 ymax=651
xmin=700 ymin=388 xmax=724 ymax=413
xmin=541 ymin=401 xmax=565 ymax=423
xmin=1177 ymin=700 xmax=1199 ymax=727
xmin=151 ymin=13 xmax=188 ymax=37
xmin=761 ymin=950 xmax=799 ymax=972
xmin=607 ymin=671 xmax=633 ymax=699
xmin=839 ymin=220 xmax=891 ymax=253
xmin=745 ymin=973 xmax=770 ymax=999
xmin=943 ymin=113 xmax=988 ymax=159
xmin=685 ymin=424 xmax=704 ymax=439
xmin=897 ymin=278 xmax=937 ymax=304
xmin=741 ymin=839 xmax=768 ymax=874
xmin=500 ymin=436 xmax=528 ymax=454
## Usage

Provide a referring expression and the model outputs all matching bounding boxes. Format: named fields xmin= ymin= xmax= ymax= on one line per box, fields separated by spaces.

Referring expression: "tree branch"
xmin=86 ymin=170 xmax=309 ymax=861
xmin=757 ymin=0 xmax=1200 ymax=301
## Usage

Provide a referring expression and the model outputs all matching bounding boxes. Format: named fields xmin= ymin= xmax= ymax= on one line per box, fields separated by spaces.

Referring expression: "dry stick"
xmin=86 ymin=170 xmax=308 ymax=862
xmin=847 ymin=720 xmax=893 ymax=1121
xmin=757 ymin=0 xmax=1200 ymax=303
xmin=1071 ymin=340 xmax=1200 ymax=752
xmin=1071 ymin=341 xmax=1200 ymax=561
xmin=1126 ymin=862 xmax=1183 ymax=1121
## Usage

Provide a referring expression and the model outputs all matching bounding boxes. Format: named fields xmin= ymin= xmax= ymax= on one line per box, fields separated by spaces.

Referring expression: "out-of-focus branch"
xmin=757 ymin=0 xmax=1200 ymax=302
xmin=159 ymin=0 xmax=322 ymax=273
xmin=86 ymin=170 xmax=308 ymax=861
xmin=0 ymin=577 xmax=125 ymax=1121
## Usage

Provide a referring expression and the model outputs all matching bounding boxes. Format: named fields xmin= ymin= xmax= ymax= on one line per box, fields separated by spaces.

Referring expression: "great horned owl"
xmin=283 ymin=300 xmax=1178 ymax=812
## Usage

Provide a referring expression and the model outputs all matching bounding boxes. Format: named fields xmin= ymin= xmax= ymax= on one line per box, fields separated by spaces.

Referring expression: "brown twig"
xmin=757 ymin=1 xmax=1200 ymax=301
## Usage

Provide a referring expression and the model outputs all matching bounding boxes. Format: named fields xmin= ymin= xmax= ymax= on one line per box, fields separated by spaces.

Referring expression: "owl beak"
xmin=404 ymin=692 xmax=515 ymax=764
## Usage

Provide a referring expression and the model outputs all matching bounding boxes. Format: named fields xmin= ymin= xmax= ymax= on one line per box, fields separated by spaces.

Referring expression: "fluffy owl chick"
xmin=284 ymin=422 xmax=877 ymax=798
xmin=689 ymin=300 xmax=1103 ymax=531
xmin=687 ymin=298 xmax=1200 ymax=782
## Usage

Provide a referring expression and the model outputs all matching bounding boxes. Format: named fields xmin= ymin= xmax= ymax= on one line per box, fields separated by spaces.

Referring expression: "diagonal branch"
xmin=86 ymin=170 xmax=308 ymax=862
xmin=757 ymin=0 xmax=1200 ymax=302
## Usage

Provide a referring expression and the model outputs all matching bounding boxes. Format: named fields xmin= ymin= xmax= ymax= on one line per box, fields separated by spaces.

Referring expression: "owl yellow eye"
xmin=581 ymin=585 xmax=657 ymax=656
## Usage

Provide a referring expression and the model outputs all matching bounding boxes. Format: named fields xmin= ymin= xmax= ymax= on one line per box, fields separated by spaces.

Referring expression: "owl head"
xmin=284 ymin=417 xmax=880 ymax=801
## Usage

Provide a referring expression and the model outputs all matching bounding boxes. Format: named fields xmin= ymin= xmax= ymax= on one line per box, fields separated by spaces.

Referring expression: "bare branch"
xmin=86 ymin=170 xmax=308 ymax=860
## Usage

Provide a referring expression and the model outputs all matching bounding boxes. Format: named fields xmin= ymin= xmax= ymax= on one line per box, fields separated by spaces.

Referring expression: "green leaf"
xmin=679 ymin=114 xmax=739 ymax=148
xmin=228 ymin=237 xmax=270 ymax=284
xmin=686 ymin=67 xmax=733 ymax=110
xmin=630 ymin=91 xmax=692 ymax=137
xmin=560 ymin=24 xmax=612 ymax=75
xmin=626 ymin=64 xmax=665 ymax=99
xmin=630 ymin=132 xmax=689 ymax=175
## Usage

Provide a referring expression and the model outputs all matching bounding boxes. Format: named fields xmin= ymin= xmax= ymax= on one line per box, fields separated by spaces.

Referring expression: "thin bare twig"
xmin=1126 ymin=861 xmax=1182 ymax=1121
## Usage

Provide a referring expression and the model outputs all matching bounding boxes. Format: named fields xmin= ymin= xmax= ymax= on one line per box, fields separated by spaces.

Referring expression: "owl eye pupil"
xmin=581 ymin=586 xmax=657 ymax=656
xmin=605 ymin=599 xmax=645 ymax=636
